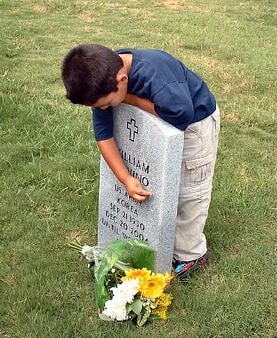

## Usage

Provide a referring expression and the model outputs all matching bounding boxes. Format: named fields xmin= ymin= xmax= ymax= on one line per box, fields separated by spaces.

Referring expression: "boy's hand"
xmin=124 ymin=176 xmax=152 ymax=202
xmin=97 ymin=138 xmax=152 ymax=202
xmin=123 ymin=93 xmax=137 ymax=106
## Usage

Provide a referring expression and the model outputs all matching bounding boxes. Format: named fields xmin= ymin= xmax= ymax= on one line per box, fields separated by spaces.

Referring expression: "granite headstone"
xmin=97 ymin=104 xmax=184 ymax=273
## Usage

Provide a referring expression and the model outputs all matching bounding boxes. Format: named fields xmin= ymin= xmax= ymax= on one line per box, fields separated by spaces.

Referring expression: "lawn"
xmin=0 ymin=0 xmax=276 ymax=337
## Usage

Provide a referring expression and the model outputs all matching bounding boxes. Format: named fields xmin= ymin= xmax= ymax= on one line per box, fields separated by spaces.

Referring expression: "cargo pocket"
xmin=183 ymin=153 xmax=214 ymax=186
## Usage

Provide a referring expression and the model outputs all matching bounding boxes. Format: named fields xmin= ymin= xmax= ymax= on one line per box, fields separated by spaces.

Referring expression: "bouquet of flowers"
xmin=69 ymin=239 xmax=173 ymax=326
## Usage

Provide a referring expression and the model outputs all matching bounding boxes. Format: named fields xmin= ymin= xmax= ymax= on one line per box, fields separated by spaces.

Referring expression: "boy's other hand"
xmin=123 ymin=93 xmax=137 ymax=106
xmin=123 ymin=94 xmax=157 ymax=117
xmin=124 ymin=176 xmax=152 ymax=202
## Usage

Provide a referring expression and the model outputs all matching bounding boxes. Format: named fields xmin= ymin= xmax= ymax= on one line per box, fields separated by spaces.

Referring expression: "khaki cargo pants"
xmin=174 ymin=107 xmax=220 ymax=261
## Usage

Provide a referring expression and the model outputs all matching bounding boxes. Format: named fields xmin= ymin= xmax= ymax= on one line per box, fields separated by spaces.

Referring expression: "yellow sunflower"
xmin=141 ymin=273 xmax=172 ymax=299
xmin=122 ymin=268 xmax=151 ymax=280
xmin=122 ymin=268 xmax=151 ymax=291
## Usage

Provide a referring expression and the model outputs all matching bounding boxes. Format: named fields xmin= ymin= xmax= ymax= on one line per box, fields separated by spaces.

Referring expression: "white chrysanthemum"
xmin=111 ymin=278 xmax=139 ymax=304
xmin=102 ymin=299 xmax=128 ymax=321
xmin=81 ymin=245 xmax=94 ymax=262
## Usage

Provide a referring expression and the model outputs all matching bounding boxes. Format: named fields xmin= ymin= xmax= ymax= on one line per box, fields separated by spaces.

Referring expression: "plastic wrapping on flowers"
xmin=93 ymin=240 xmax=155 ymax=311
xmin=69 ymin=239 xmax=155 ymax=312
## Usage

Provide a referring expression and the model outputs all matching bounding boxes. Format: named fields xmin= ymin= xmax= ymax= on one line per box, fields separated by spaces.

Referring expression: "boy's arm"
xmin=123 ymin=94 xmax=158 ymax=117
xmin=97 ymin=137 xmax=152 ymax=202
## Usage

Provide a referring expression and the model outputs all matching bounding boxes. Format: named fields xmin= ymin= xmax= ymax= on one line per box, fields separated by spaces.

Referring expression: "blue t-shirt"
xmin=92 ymin=49 xmax=216 ymax=141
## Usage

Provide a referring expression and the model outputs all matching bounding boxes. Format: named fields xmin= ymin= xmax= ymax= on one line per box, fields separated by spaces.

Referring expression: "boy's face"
xmin=86 ymin=73 xmax=128 ymax=110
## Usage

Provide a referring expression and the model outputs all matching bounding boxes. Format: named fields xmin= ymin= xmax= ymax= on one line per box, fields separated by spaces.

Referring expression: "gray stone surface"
xmin=97 ymin=104 xmax=184 ymax=273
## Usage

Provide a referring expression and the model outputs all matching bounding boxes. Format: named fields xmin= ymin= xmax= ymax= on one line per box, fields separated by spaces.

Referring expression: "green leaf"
xmin=137 ymin=307 xmax=151 ymax=327
xmin=131 ymin=298 xmax=143 ymax=315
xmin=126 ymin=303 xmax=133 ymax=315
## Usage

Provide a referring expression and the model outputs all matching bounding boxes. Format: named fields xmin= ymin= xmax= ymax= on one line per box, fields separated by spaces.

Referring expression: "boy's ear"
xmin=116 ymin=73 xmax=128 ymax=84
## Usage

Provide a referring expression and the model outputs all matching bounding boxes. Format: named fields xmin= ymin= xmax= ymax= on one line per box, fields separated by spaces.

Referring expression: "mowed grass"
xmin=0 ymin=0 xmax=276 ymax=337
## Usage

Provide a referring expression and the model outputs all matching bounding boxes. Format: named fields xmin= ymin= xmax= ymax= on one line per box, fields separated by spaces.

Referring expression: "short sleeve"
xmin=153 ymin=82 xmax=194 ymax=130
xmin=92 ymin=107 xmax=114 ymax=141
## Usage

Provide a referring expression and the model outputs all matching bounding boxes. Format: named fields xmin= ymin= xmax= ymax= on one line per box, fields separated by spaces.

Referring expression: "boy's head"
xmin=61 ymin=44 xmax=123 ymax=105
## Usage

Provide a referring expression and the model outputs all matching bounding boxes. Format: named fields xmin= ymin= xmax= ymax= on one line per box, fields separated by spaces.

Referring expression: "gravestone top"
xmin=97 ymin=104 xmax=184 ymax=273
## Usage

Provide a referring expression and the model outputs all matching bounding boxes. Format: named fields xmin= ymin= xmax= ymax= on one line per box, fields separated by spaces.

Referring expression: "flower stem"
xmin=68 ymin=241 xmax=83 ymax=253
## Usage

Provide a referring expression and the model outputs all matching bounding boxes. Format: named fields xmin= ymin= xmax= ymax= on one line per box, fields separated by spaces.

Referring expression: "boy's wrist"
xmin=121 ymin=173 xmax=132 ymax=186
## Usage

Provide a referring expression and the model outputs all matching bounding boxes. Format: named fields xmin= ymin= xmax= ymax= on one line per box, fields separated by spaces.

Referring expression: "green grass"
xmin=0 ymin=0 xmax=276 ymax=337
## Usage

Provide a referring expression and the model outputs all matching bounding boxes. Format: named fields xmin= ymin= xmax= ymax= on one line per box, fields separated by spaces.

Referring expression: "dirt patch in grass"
xmin=221 ymin=112 xmax=240 ymax=122
xmin=160 ymin=0 xmax=212 ymax=13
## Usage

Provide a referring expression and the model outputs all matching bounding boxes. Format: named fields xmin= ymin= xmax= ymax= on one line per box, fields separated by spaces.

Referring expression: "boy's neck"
xmin=119 ymin=53 xmax=132 ymax=75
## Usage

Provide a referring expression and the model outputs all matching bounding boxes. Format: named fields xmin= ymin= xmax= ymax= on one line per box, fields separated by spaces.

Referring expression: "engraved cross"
xmin=127 ymin=118 xmax=138 ymax=142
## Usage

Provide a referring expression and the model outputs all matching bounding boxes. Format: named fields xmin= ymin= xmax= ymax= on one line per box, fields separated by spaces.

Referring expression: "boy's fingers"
xmin=136 ymin=187 xmax=152 ymax=197
xmin=133 ymin=194 xmax=148 ymax=202
xmin=139 ymin=190 xmax=152 ymax=196
xmin=125 ymin=176 xmax=152 ymax=201
xmin=132 ymin=189 xmax=152 ymax=202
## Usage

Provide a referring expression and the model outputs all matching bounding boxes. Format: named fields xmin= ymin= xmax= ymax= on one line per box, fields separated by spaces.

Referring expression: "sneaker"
xmin=173 ymin=251 xmax=211 ymax=279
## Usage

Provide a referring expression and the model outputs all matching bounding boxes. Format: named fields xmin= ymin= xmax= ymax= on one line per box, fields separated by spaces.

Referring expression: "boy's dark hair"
xmin=61 ymin=44 xmax=123 ymax=105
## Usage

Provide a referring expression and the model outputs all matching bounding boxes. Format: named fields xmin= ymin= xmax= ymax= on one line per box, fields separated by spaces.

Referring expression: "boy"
xmin=61 ymin=44 xmax=220 ymax=279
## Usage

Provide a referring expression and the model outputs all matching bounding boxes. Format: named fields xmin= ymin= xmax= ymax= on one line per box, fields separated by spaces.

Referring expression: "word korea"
xmin=101 ymin=183 xmax=147 ymax=241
